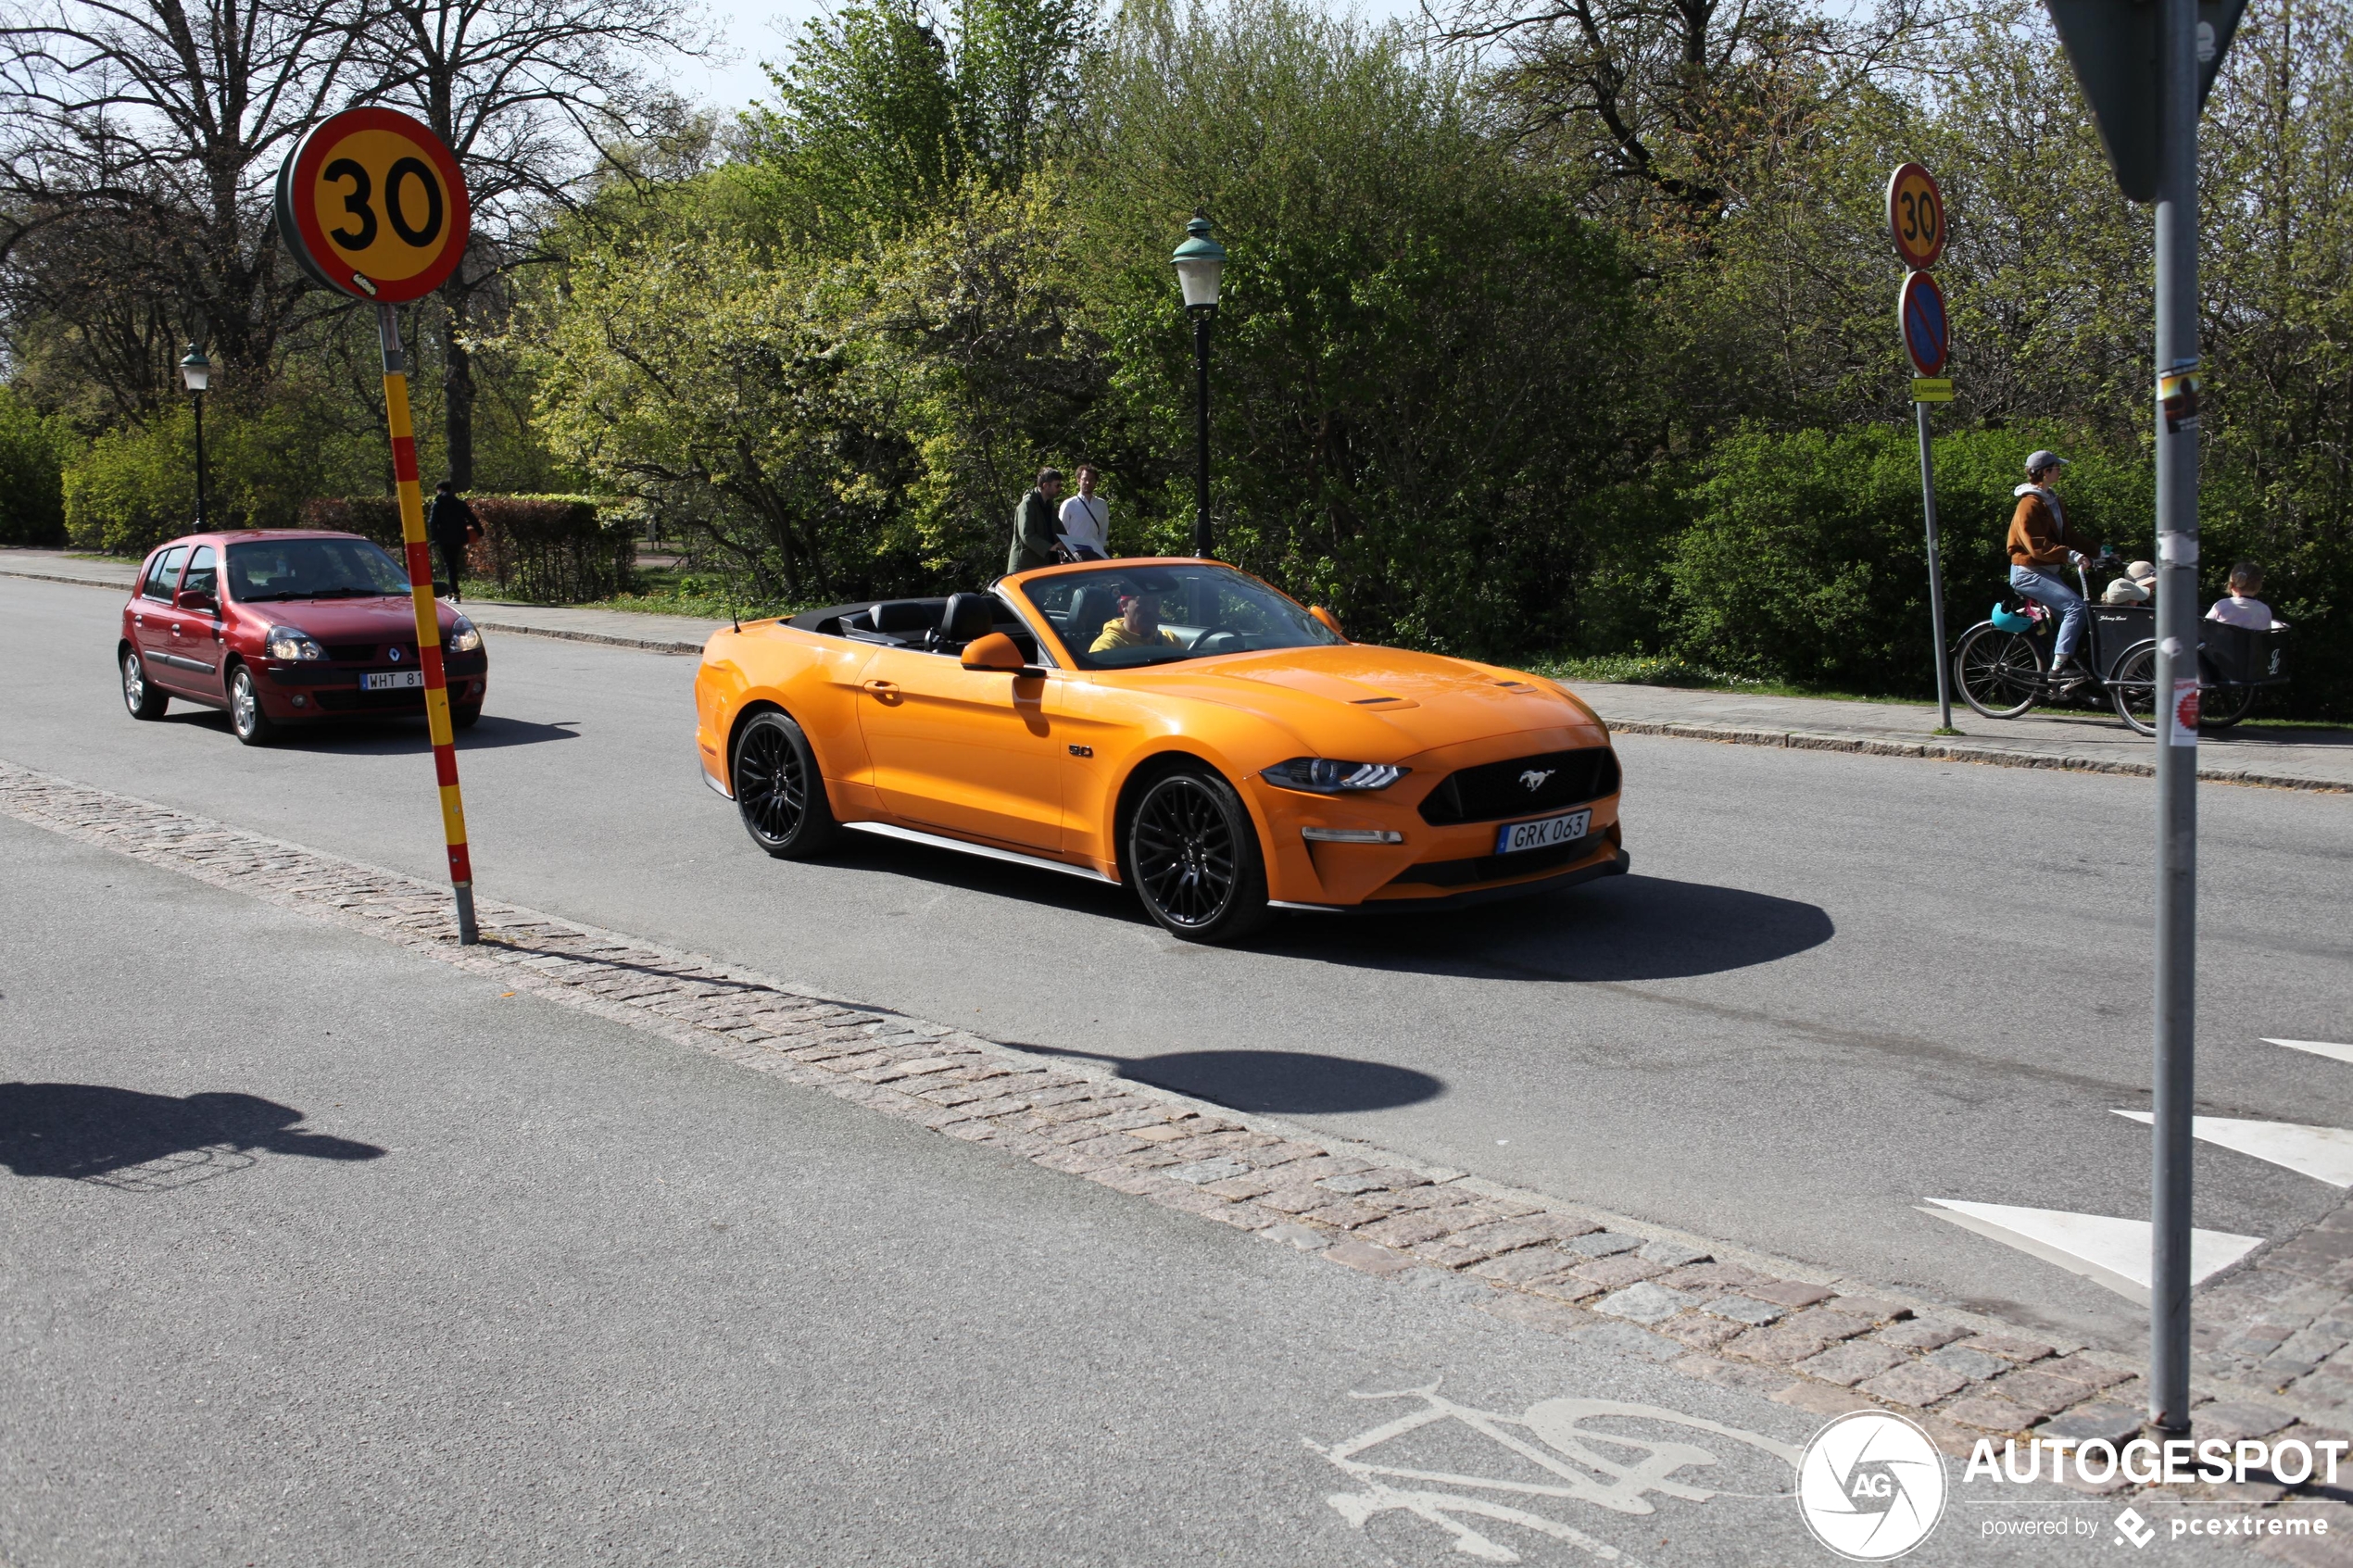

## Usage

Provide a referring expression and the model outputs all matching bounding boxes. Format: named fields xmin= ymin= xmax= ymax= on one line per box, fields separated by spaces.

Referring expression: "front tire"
xmin=732 ymin=709 xmax=837 ymax=859
xmin=1953 ymin=624 xmax=2043 ymax=720
xmin=122 ymin=647 xmax=168 ymax=720
xmin=1126 ymin=766 xmax=1271 ymax=944
xmin=228 ymin=664 xmax=277 ymax=746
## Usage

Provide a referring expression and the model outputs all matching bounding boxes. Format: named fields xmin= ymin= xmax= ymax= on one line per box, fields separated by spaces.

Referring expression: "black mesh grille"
xmin=1417 ymin=746 xmax=1619 ymax=826
xmin=1395 ymin=834 xmax=1600 ymax=888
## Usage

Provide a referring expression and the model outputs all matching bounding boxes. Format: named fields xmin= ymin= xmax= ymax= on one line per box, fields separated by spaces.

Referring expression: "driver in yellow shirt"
xmin=1090 ymin=589 xmax=1186 ymax=653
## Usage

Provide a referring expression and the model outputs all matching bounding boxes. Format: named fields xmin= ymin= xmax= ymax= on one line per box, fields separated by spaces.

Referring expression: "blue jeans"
xmin=2010 ymin=564 xmax=2086 ymax=663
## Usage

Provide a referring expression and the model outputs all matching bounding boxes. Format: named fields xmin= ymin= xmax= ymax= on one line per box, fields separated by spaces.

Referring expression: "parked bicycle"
xmin=1949 ymin=551 xmax=2289 ymax=736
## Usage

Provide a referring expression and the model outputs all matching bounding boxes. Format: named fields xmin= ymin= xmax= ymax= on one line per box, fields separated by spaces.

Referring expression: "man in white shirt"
xmin=1058 ymin=464 xmax=1110 ymax=560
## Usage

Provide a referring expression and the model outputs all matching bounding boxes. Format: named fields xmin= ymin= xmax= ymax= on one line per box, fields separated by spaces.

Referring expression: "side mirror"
xmin=961 ymin=633 xmax=1029 ymax=672
xmin=1310 ymin=605 xmax=1345 ymax=640
xmin=175 ymin=588 xmax=216 ymax=613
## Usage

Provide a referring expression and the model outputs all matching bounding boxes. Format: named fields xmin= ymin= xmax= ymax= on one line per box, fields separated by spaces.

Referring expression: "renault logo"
xmin=387 ymin=646 xmax=403 ymax=662
xmin=1519 ymin=769 xmax=1554 ymax=791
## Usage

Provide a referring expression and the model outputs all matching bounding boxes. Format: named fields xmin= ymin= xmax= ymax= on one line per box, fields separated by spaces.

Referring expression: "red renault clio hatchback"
xmin=119 ymin=530 xmax=488 ymax=745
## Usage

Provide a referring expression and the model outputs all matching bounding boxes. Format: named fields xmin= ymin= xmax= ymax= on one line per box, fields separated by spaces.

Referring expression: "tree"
xmin=352 ymin=0 xmax=708 ymax=490
xmin=0 ymin=0 xmax=364 ymax=408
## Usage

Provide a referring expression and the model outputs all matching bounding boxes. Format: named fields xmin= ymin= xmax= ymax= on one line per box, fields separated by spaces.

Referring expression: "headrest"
xmin=1067 ymin=583 xmax=1120 ymax=630
xmin=868 ymin=600 xmax=936 ymax=633
xmin=942 ymin=592 xmax=996 ymax=642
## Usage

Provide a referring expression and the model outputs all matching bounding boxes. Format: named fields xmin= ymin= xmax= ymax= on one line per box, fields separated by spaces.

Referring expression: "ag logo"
xmin=1519 ymin=769 xmax=1554 ymax=791
xmin=1796 ymin=1410 xmax=1947 ymax=1561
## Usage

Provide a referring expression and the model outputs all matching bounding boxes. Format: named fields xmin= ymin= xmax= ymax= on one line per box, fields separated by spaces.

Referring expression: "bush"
xmin=302 ymin=493 xmax=638 ymax=603
xmin=1667 ymin=425 xmax=2152 ymax=694
xmin=64 ymin=416 xmax=196 ymax=556
xmin=0 ymin=386 xmax=70 ymax=546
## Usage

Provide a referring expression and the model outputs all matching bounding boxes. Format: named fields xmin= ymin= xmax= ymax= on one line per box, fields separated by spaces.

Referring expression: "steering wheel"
xmin=1192 ymin=630 xmax=1247 ymax=656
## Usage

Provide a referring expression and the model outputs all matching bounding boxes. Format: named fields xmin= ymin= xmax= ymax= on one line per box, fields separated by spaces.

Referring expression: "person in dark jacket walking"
xmin=1006 ymin=468 xmax=1065 ymax=575
xmin=426 ymin=481 xmax=479 ymax=600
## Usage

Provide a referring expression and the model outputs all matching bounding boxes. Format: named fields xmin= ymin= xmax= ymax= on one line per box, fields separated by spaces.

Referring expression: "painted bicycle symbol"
xmin=1308 ymin=1383 xmax=1801 ymax=1563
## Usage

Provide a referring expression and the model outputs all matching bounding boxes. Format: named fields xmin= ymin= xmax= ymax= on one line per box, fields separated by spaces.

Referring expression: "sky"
xmin=666 ymin=0 xmax=1439 ymax=118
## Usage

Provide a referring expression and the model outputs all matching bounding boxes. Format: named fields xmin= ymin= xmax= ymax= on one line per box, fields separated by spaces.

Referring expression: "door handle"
xmin=862 ymin=680 xmax=900 ymax=695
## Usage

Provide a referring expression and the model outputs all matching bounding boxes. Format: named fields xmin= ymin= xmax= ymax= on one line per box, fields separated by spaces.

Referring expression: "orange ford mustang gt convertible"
xmin=693 ymin=558 xmax=1626 ymax=943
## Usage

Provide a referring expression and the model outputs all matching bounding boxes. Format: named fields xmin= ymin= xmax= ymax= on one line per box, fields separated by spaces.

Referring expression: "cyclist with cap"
xmin=2007 ymin=449 xmax=2103 ymax=687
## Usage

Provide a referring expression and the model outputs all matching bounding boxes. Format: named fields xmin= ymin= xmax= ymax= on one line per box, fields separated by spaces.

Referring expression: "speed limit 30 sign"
xmin=274 ymin=107 xmax=471 ymax=303
xmin=276 ymin=107 xmax=483 ymax=943
xmin=1885 ymin=162 xmax=1945 ymax=271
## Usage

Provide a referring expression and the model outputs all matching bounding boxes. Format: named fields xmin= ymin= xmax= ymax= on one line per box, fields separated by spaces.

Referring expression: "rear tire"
xmin=228 ymin=664 xmax=277 ymax=746
xmin=2201 ymin=680 xmax=2257 ymax=730
xmin=1954 ymin=624 xmax=2043 ymax=720
xmin=122 ymin=647 xmax=168 ymax=720
xmin=1126 ymin=765 xmax=1271 ymax=944
xmin=2110 ymin=646 xmax=2158 ymax=736
xmin=732 ymin=709 xmax=837 ymax=859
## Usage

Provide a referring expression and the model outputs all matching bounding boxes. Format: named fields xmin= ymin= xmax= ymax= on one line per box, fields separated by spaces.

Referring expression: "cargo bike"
xmin=1948 ymin=552 xmax=2289 ymax=736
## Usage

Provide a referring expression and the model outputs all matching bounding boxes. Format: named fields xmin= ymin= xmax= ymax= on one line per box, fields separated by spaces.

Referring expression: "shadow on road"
xmin=0 ymin=1083 xmax=385 ymax=1190
xmin=160 ymin=709 xmax=580 ymax=751
xmin=1002 ymin=1043 xmax=1443 ymax=1114
xmin=1265 ymin=874 xmax=1834 ymax=983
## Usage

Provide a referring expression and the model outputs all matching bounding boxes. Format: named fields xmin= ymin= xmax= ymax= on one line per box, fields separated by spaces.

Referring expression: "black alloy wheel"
xmin=122 ymin=647 xmax=168 ymax=720
xmin=733 ymin=709 xmax=837 ymax=859
xmin=1953 ymin=624 xmax=2044 ymax=720
xmin=228 ymin=664 xmax=277 ymax=746
xmin=1127 ymin=767 xmax=1270 ymax=944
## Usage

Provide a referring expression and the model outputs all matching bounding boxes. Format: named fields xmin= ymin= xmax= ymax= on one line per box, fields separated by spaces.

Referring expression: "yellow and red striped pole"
xmin=376 ymin=304 xmax=479 ymax=944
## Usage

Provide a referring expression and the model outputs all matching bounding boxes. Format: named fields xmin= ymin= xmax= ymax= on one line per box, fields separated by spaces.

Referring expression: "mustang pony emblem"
xmin=1518 ymin=769 xmax=1554 ymax=792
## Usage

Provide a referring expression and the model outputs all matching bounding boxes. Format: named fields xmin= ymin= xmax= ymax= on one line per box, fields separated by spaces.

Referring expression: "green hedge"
xmin=301 ymin=494 xmax=638 ymax=603
xmin=1665 ymin=424 xmax=2347 ymax=720
xmin=0 ymin=387 xmax=69 ymax=546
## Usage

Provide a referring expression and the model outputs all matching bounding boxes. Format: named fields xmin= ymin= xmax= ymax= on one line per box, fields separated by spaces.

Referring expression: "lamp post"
xmin=179 ymin=343 xmax=211 ymax=528
xmin=1170 ymin=215 xmax=1226 ymax=560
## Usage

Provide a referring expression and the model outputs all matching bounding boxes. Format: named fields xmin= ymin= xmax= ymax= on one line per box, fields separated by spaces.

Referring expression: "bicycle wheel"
xmin=1955 ymin=624 xmax=2043 ymax=719
xmin=2201 ymin=671 xmax=2258 ymax=730
xmin=2110 ymin=646 xmax=2160 ymax=737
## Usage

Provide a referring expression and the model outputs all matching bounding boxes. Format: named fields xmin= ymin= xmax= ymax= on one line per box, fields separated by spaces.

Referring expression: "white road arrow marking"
xmin=2111 ymin=1110 xmax=2353 ymax=1187
xmin=1918 ymin=1199 xmax=2261 ymax=1305
xmin=2263 ymin=1038 xmax=2353 ymax=1067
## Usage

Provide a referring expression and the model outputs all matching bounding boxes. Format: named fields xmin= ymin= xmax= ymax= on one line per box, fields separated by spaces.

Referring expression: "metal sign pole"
xmin=1914 ymin=401 xmax=1953 ymax=731
xmin=2149 ymin=0 xmax=2201 ymax=1434
xmin=377 ymin=304 xmax=480 ymax=945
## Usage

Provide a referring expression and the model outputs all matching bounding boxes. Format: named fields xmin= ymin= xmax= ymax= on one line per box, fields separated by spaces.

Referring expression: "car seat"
xmin=939 ymin=592 xmax=995 ymax=648
xmin=1065 ymin=585 xmax=1120 ymax=655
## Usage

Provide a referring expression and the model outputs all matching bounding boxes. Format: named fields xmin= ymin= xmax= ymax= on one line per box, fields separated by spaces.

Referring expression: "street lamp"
xmin=1170 ymin=215 xmax=1226 ymax=560
xmin=179 ymin=343 xmax=211 ymax=529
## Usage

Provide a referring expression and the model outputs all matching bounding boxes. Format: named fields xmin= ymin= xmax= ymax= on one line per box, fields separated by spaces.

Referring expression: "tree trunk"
xmin=441 ymin=282 xmax=475 ymax=491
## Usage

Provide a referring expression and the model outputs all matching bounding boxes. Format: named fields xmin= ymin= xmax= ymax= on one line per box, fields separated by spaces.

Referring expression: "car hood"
xmin=234 ymin=596 xmax=457 ymax=638
xmin=1134 ymin=645 xmax=1604 ymax=757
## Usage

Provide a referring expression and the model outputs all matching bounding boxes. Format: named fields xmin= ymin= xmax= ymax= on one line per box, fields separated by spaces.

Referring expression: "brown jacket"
xmin=2007 ymin=488 xmax=2095 ymax=567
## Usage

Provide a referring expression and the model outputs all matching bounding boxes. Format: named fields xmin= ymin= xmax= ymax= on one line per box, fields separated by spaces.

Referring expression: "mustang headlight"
xmin=264 ymin=625 xmax=325 ymax=661
xmin=1261 ymin=758 xmax=1409 ymax=793
xmin=447 ymin=615 xmax=482 ymax=654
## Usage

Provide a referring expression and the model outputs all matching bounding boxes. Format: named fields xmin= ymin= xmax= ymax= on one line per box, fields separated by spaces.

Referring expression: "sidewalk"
xmin=9 ymin=548 xmax=2345 ymax=791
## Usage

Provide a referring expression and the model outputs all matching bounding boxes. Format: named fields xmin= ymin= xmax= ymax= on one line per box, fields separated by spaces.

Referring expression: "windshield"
xmin=226 ymin=538 xmax=410 ymax=602
xmin=1018 ymin=563 xmax=1342 ymax=671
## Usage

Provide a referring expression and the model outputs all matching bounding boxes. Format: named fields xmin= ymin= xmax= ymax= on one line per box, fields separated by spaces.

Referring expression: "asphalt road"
xmin=7 ymin=575 xmax=2351 ymax=1347
xmin=6 ymin=812 xmax=2093 ymax=1568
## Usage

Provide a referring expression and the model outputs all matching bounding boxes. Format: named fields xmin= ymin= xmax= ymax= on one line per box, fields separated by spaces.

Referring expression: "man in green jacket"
xmin=1007 ymin=468 xmax=1066 ymax=575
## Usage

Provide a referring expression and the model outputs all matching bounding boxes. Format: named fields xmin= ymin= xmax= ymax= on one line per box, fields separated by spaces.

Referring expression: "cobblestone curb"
xmin=4 ymin=758 xmax=2340 ymax=1475
xmin=461 ymin=617 xmax=703 ymax=657
xmin=1599 ymin=717 xmax=2349 ymax=796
